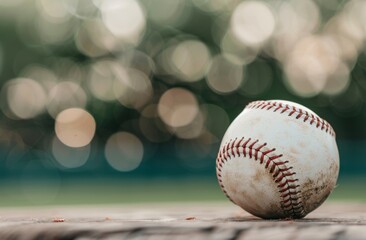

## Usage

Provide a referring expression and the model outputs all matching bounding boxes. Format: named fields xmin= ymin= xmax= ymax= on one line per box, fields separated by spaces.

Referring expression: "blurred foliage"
xmin=0 ymin=0 xmax=365 ymax=182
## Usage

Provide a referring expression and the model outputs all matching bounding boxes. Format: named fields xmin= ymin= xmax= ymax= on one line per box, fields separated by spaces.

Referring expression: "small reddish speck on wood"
xmin=185 ymin=217 xmax=196 ymax=220
xmin=52 ymin=218 xmax=65 ymax=222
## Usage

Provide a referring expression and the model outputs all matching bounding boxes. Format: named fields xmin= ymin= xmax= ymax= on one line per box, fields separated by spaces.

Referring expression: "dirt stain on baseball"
xmin=253 ymin=170 xmax=263 ymax=182
xmin=302 ymin=169 xmax=336 ymax=214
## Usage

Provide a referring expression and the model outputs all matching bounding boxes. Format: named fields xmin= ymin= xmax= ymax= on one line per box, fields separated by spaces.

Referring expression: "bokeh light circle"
xmin=173 ymin=110 xmax=205 ymax=139
xmin=105 ymin=132 xmax=144 ymax=172
xmin=231 ymin=1 xmax=275 ymax=46
xmin=221 ymin=31 xmax=259 ymax=65
xmin=47 ymin=81 xmax=88 ymax=118
xmin=158 ymin=88 xmax=199 ymax=128
xmin=88 ymin=60 xmax=123 ymax=102
xmin=114 ymin=68 xmax=153 ymax=109
xmin=322 ymin=62 xmax=351 ymax=95
xmin=5 ymin=78 xmax=47 ymax=119
xmin=283 ymin=35 xmax=341 ymax=97
xmin=62 ymin=0 xmax=99 ymax=19
xmin=206 ymin=55 xmax=244 ymax=94
xmin=20 ymin=64 xmax=58 ymax=92
xmin=55 ymin=108 xmax=96 ymax=148
xmin=52 ymin=136 xmax=90 ymax=168
xmin=101 ymin=0 xmax=146 ymax=44
xmin=171 ymin=40 xmax=211 ymax=82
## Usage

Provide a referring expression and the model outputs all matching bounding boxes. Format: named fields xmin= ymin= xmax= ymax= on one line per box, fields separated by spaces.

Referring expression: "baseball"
xmin=216 ymin=100 xmax=339 ymax=219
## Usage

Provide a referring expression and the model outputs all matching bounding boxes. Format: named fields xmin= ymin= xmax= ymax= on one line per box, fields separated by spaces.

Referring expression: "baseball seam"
xmin=246 ymin=101 xmax=335 ymax=137
xmin=216 ymin=137 xmax=306 ymax=218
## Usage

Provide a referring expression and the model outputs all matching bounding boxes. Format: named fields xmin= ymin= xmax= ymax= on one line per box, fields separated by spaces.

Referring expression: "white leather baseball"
xmin=216 ymin=100 xmax=339 ymax=219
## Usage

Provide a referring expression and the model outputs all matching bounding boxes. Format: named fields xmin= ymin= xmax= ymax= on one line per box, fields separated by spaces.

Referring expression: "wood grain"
xmin=0 ymin=202 xmax=364 ymax=239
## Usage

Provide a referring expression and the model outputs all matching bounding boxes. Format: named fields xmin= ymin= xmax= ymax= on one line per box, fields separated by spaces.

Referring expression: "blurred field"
xmin=0 ymin=177 xmax=364 ymax=207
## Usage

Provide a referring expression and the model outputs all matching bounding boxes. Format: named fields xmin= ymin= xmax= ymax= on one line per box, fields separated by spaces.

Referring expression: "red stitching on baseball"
xmin=216 ymin=137 xmax=305 ymax=218
xmin=246 ymin=101 xmax=335 ymax=136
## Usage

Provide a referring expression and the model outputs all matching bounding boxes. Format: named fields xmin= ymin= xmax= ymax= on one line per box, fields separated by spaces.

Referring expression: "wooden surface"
xmin=0 ymin=202 xmax=365 ymax=240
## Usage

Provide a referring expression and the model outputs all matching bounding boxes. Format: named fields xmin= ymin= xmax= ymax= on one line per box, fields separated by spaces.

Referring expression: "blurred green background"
xmin=0 ymin=0 xmax=365 ymax=206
